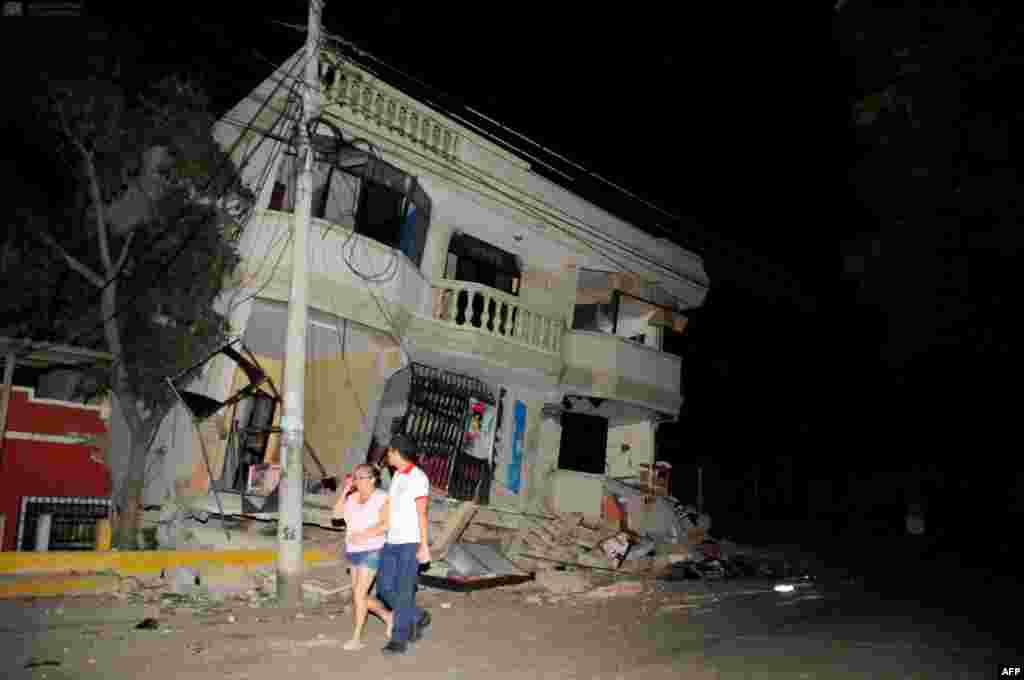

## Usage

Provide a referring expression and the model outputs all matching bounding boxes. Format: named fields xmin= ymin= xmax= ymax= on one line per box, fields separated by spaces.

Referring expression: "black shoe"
xmin=382 ymin=640 xmax=408 ymax=655
xmin=410 ymin=611 xmax=431 ymax=642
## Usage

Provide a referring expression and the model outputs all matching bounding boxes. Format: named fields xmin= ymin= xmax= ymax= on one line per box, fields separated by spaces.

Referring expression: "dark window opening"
xmin=661 ymin=328 xmax=687 ymax=359
xmin=571 ymin=303 xmax=615 ymax=332
xmin=266 ymin=139 xmax=432 ymax=267
xmin=446 ymin=233 xmax=520 ymax=296
xmin=355 ymin=179 xmax=405 ymax=252
xmin=558 ymin=412 xmax=608 ymax=474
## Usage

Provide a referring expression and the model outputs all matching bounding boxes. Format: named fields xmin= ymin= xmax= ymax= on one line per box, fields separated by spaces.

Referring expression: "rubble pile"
xmin=506 ymin=510 xmax=696 ymax=579
xmin=517 ymin=513 xmax=608 ymax=566
xmin=500 ymin=503 xmax=791 ymax=589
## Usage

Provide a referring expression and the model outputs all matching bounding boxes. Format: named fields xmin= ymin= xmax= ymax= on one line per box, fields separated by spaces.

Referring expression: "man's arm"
xmin=415 ymin=496 xmax=431 ymax=564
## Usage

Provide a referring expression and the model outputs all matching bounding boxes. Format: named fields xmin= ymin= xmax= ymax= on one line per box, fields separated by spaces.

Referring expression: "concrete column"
xmin=34 ymin=514 xmax=52 ymax=552
xmin=95 ymin=518 xmax=113 ymax=551
xmin=419 ymin=222 xmax=452 ymax=282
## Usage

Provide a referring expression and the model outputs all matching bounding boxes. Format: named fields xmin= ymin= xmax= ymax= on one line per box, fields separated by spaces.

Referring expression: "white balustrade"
xmin=324 ymin=63 xmax=460 ymax=160
xmin=431 ymin=281 xmax=562 ymax=354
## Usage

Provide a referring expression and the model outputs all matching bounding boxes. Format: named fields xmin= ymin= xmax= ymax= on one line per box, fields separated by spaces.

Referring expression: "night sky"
xmin=3 ymin=2 xmax=1021 ymax=539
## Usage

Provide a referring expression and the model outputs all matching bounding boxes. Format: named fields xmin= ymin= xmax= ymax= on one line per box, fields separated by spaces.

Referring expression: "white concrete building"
xmin=145 ymin=46 xmax=708 ymax=528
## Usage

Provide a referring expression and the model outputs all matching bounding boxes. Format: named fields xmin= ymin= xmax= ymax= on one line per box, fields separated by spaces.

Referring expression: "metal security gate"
xmin=398 ymin=363 xmax=495 ymax=503
xmin=17 ymin=496 xmax=113 ymax=551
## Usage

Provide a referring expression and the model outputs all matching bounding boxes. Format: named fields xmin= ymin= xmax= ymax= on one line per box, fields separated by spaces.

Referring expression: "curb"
xmin=0 ymin=548 xmax=332 ymax=576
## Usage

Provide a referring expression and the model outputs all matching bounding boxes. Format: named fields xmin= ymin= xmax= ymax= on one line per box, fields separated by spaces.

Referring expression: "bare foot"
xmin=385 ymin=617 xmax=393 ymax=640
xmin=343 ymin=639 xmax=365 ymax=651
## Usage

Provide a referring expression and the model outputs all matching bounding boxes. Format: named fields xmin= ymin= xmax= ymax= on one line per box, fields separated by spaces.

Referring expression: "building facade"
xmin=145 ymin=47 xmax=709 ymax=527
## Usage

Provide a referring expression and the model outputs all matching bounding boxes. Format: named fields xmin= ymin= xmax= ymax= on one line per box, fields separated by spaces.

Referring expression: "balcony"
xmin=319 ymin=59 xmax=462 ymax=165
xmin=403 ymin=279 xmax=565 ymax=384
xmin=431 ymin=280 xmax=562 ymax=354
xmin=239 ymin=209 xmax=432 ymax=332
xmin=560 ymin=330 xmax=683 ymax=417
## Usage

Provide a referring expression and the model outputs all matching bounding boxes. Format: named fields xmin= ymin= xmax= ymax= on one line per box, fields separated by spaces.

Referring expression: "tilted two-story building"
xmin=146 ymin=44 xmax=708 ymax=531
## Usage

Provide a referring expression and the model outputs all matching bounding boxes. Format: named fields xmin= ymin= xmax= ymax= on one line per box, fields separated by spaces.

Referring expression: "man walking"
xmin=377 ymin=434 xmax=432 ymax=655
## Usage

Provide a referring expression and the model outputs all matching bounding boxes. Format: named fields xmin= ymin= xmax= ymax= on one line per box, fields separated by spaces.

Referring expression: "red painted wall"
xmin=0 ymin=388 xmax=111 ymax=551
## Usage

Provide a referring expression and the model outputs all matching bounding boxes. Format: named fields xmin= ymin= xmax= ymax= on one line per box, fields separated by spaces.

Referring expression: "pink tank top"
xmin=343 ymin=490 xmax=387 ymax=552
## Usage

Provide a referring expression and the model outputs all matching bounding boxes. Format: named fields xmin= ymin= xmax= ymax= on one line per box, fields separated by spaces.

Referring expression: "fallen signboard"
xmin=419 ymin=572 xmax=534 ymax=592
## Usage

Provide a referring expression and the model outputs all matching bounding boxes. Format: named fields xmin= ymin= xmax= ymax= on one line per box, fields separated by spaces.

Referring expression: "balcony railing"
xmin=430 ymin=280 xmax=563 ymax=354
xmin=321 ymin=61 xmax=461 ymax=163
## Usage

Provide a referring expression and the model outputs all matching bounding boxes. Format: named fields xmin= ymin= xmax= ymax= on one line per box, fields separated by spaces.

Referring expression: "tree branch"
xmin=36 ymin=230 xmax=105 ymax=288
xmin=113 ymin=231 xmax=136 ymax=276
xmin=83 ymin=151 xmax=115 ymax=276
xmin=55 ymin=97 xmax=115 ymax=276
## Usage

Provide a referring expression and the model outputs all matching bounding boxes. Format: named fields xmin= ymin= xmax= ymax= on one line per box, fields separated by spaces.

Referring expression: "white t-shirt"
xmin=387 ymin=464 xmax=430 ymax=545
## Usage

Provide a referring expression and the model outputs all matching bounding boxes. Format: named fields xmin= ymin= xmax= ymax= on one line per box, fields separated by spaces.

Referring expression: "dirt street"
xmin=2 ymin=567 xmax=1012 ymax=680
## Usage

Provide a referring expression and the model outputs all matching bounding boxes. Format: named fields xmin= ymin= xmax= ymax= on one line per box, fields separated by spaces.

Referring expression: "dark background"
xmin=3 ymin=2 xmax=1021 ymax=572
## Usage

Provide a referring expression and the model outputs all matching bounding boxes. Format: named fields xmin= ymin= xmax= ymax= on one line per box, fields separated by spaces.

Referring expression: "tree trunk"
xmin=113 ymin=414 xmax=157 ymax=549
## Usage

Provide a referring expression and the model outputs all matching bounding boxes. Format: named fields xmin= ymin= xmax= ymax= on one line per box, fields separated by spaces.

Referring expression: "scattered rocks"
xmin=135 ymin=618 xmax=160 ymax=630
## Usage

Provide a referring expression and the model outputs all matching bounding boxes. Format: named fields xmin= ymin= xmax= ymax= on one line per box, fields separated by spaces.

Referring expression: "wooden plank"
xmin=519 ymin=553 xmax=623 ymax=574
xmin=430 ymin=501 xmax=478 ymax=561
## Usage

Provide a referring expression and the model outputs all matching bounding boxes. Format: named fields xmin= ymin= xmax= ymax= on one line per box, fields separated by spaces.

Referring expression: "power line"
xmin=278 ymin=24 xmax=814 ymax=308
xmin=278 ymin=21 xmax=694 ymax=230
xmin=264 ymin=59 xmax=708 ymax=307
xmin=268 ymin=48 xmax=819 ymax=311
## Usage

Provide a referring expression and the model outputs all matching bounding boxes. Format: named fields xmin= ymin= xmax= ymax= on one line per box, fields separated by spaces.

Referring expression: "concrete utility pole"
xmin=277 ymin=0 xmax=322 ymax=606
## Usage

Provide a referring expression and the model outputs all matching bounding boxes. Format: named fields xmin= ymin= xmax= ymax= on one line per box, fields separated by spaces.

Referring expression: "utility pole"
xmin=277 ymin=0 xmax=321 ymax=606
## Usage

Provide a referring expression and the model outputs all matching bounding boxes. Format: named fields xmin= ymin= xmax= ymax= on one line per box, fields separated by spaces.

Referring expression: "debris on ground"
xmin=586 ymin=581 xmax=644 ymax=599
xmin=535 ymin=569 xmax=591 ymax=595
xmin=135 ymin=617 xmax=160 ymax=630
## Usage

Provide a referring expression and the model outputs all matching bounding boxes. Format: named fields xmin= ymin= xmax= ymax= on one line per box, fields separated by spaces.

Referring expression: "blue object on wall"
xmin=507 ymin=401 xmax=526 ymax=494
xmin=399 ymin=204 xmax=418 ymax=261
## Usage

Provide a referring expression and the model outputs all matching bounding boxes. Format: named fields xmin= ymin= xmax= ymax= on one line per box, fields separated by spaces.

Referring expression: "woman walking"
xmin=332 ymin=463 xmax=393 ymax=650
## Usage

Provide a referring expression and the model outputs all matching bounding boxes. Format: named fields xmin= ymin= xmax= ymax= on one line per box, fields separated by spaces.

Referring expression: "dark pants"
xmin=377 ymin=542 xmax=423 ymax=643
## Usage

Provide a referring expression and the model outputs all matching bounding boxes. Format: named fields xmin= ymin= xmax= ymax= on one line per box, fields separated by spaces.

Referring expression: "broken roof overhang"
xmin=168 ymin=338 xmax=277 ymax=422
xmin=0 ymin=337 xmax=114 ymax=370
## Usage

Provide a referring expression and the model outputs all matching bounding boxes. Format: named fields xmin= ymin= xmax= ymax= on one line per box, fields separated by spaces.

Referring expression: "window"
xmin=267 ymin=139 xmax=432 ymax=266
xmin=557 ymin=412 xmax=608 ymax=474
xmin=268 ymin=153 xmax=356 ymax=225
xmin=445 ymin=233 xmax=520 ymax=296
xmin=355 ymin=179 xmax=405 ymax=252
xmin=572 ymin=269 xmax=690 ymax=350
